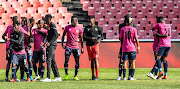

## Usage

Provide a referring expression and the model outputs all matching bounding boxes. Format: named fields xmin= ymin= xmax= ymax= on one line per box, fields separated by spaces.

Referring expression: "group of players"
xmin=1 ymin=13 xmax=171 ymax=82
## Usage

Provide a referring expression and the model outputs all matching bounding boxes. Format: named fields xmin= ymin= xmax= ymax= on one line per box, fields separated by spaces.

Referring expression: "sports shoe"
xmin=162 ymin=75 xmax=167 ymax=79
xmin=74 ymin=77 xmax=79 ymax=80
xmin=27 ymin=77 xmax=30 ymax=82
xmin=130 ymin=77 xmax=136 ymax=80
xmin=15 ymin=78 xmax=20 ymax=82
xmin=128 ymin=76 xmax=131 ymax=80
xmin=116 ymin=76 xmax=122 ymax=81
xmin=30 ymin=76 xmax=33 ymax=81
xmin=153 ymin=75 xmax=158 ymax=80
xmin=122 ymin=77 xmax=127 ymax=80
xmin=147 ymin=72 xmax=154 ymax=79
xmin=95 ymin=77 xmax=98 ymax=80
xmin=92 ymin=76 xmax=96 ymax=80
xmin=157 ymin=71 xmax=164 ymax=79
xmin=65 ymin=74 xmax=68 ymax=80
xmin=33 ymin=75 xmax=40 ymax=81
xmin=52 ymin=77 xmax=62 ymax=82
xmin=20 ymin=78 xmax=26 ymax=81
xmin=5 ymin=77 xmax=9 ymax=82
xmin=9 ymin=78 xmax=16 ymax=82
xmin=40 ymin=78 xmax=44 ymax=81
xmin=40 ymin=78 xmax=52 ymax=82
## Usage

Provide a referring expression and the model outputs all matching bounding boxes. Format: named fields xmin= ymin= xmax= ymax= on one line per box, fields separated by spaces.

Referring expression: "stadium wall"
xmin=0 ymin=42 xmax=180 ymax=69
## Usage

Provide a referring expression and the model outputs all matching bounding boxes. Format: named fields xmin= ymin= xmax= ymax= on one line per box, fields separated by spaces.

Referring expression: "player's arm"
xmin=37 ymin=31 xmax=46 ymax=37
xmin=2 ymin=32 xmax=7 ymax=42
xmin=153 ymin=31 xmax=168 ymax=37
xmin=97 ymin=27 xmax=103 ymax=43
xmin=83 ymin=27 xmax=92 ymax=40
xmin=61 ymin=30 xmax=66 ymax=49
xmin=47 ymin=24 xmax=59 ymax=44
xmin=135 ymin=37 xmax=140 ymax=54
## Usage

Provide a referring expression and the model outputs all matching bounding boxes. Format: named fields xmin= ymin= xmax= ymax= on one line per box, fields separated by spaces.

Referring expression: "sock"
xmin=96 ymin=68 xmax=99 ymax=77
xmin=64 ymin=63 xmax=68 ymax=75
xmin=6 ymin=70 xmax=9 ymax=78
xmin=20 ymin=67 xmax=25 ymax=79
xmin=74 ymin=64 xmax=79 ymax=77
xmin=12 ymin=67 xmax=16 ymax=79
xmin=91 ymin=68 xmax=95 ymax=76
xmin=123 ymin=69 xmax=126 ymax=78
xmin=129 ymin=68 xmax=131 ymax=77
xmin=29 ymin=63 xmax=33 ymax=76
xmin=156 ymin=58 xmax=162 ymax=71
xmin=38 ymin=68 xmax=41 ymax=76
xmin=119 ymin=62 xmax=123 ymax=77
xmin=41 ymin=66 xmax=45 ymax=78
xmin=150 ymin=64 xmax=157 ymax=74
xmin=25 ymin=67 xmax=30 ymax=78
xmin=154 ymin=66 xmax=158 ymax=76
xmin=163 ymin=61 xmax=168 ymax=75
xmin=131 ymin=69 xmax=135 ymax=77
xmin=33 ymin=65 xmax=37 ymax=76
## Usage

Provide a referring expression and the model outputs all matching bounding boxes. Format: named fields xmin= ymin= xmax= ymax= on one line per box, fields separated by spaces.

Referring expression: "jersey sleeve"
xmin=19 ymin=27 xmax=27 ymax=34
xmin=119 ymin=28 xmax=123 ymax=38
xmin=153 ymin=24 xmax=159 ymax=30
xmin=4 ymin=26 xmax=9 ymax=34
xmin=134 ymin=28 xmax=138 ymax=39
xmin=64 ymin=26 xmax=68 ymax=32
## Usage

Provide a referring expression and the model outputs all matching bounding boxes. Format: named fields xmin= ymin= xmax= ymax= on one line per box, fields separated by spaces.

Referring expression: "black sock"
xmin=131 ymin=69 xmax=135 ymax=77
xmin=119 ymin=62 xmax=123 ymax=77
xmin=33 ymin=64 xmax=38 ymax=76
xmin=38 ymin=68 xmax=41 ymax=76
xmin=123 ymin=69 xmax=126 ymax=78
xmin=74 ymin=64 xmax=79 ymax=77
xmin=41 ymin=66 xmax=45 ymax=78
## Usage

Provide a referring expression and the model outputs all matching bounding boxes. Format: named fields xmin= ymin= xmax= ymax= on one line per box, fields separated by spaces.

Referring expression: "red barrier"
xmin=0 ymin=42 xmax=180 ymax=69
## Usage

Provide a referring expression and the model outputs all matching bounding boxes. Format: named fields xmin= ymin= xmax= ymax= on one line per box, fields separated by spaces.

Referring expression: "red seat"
xmin=161 ymin=6 xmax=170 ymax=13
xmin=133 ymin=1 xmax=143 ymax=8
xmin=48 ymin=7 xmax=57 ymax=16
xmin=115 ymin=12 xmax=124 ymax=19
xmin=59 ymin=19 xmax=67 ymax=28
xmin=171 ymin=18 xmax=178 ymax=25
xmin=103 ymin=24 xmax=110 ymax=33
xmin=140 ymin=7 xmax=148 ymax=13
xmin=54 ymin=13 xmax=63 ymax=20
xmin=58 ymin=7 xmax=67 ymax=13
xmin=12 ymin=2 xmax=21 ymax=10
xmin=113 ymin=24 xmax=119 ymax=33
xmin=102 ymin=1 xmax=112 ymax=8
xmin=105 ymin=12 xmax=114 ymax=21
xmin=123 ymin=1 xmax=133 ymax=8
xmin=50 ymin=0 xmax=58 ymax=4
xmin=22 ymin=1 xmax=31 ymax=10
xmin=158 ymin=12 xmax=167 ymax=18
xmin=5 ymin=19 xmax=13 ymax=26
xmin=117 ymin=18 xmax=125 ymax=24
xmin=0 ymin=20 xmax=2 ymax=25
xmin=137 ymin=30 xmax=146 ymax=39
xmin=154 ymin=1 xmax=164 ymax=7
xmin=43 ymin=1 xmax=52 ymax=9
xmin=29 ymin=0 xmax=36 ymax=4
xmin=108 ymin=7 xmax=116 ymax=15
xmin=0 ymin=0 xmax=6 ymax=5
xmin=28 ymin=7 xmax=37 ymax=15
xmin=136 ymin=12 xmax=145 ymax=18
xmin=38 ymin=7 xmax=47 ymax=16
xmin=92 ymin=1 xmax=101 ymax=9
xmin=113 ymin=1 xmax=122 ymax=8
xmin=88 ymin=7 xmax=95 ymax=16
xmin=95 ymin=12 xmax=103 ymax=22
xmin=33 ymin=1 xmax=41 ymax=10
xmin=6 ymin=8 xmax=15 ymax=14
xmin=8 ymin=0 xmax=16 ymax=4
xmin=16 ymin=7 xmax=26 ymax=14
xmin=144 ymin=0 xmax=153 ymax=8
xmin=39 ymin=0 xmax=48 ymax=4
xmin=80 ymin=0 xmax=88 ymax=4
xmin=145 ymin=24 xmax=153 ymax=31
xmin=150 ymin=18 xmax=157 ymax=24
xmin=98 ymin=7 xmax=107 ymax=14
xmin=2 ymin=2 xmax=11 ymax=10
xmin=150 ymin=7 xmax=159 ymax=14
xmin=108 ymin=18 xmax=116 ymax=26
xmin=82 ymin=1 xmax=91 ymax=11
xmin=64 ymin=13 xmax=73 ymax=21
xmin=51 ymin=19 xmax=57 ymax=24
xmin=11 ymin=13 xmax=21 ymax=19
xmin=164 ymin=0 xmax=174 ymax=7
xmin=172 ymin=7 xmax=179 ymax=13
xmin=0 ymin=7 xmax=5 ymax=17
xmin=177 ymin=24 xmax=180 ymax=31
xmin=53 ymin=1 xmax=62 ymax=9
xmin=130 ymin=7 xmax=139 ymax=13
xmin=21 ymin=13 xmax=31 ymax=19
xmin=33 ymin=13 xmax=42 ymax=23
xmin=18 ymin=0 xmax=27 ymax=5
xmin=2 ymin=13 xmax=11 ymax=22
xmin=98 ymin=18 xmax=106 ymax=28
xmin=106 ymin=30 xmax=114 ymax=39
xmin=168 ymin=12 xmax=177 ymax=18
xmin=140 ymin=18 xmax=149 ymax=26
xmin=147 ymin=12 xmax=156 ymax=18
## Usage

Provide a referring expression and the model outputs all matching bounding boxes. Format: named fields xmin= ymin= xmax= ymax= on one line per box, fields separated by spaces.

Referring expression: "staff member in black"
xmin=40 ymin=14 xmax=62 ymax=82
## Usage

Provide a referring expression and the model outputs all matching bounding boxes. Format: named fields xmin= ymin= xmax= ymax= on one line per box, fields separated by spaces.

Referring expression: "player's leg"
xmin=5 ymin=49 xmax=12 ymax=81
xmin=128 ymin=59 xmax=131 ymax=80
xmin=64 ymin=47 xmax=71 ymax=80
xmin=9 ymin=54 xmax=19 ymax=82
xmin=21 ymin=54 xmax=30 ymax=82
xmin=27 ymin=49 xmax=33 ymax=80
xmin=117 ymin=47 xmax=123 ymax=80
xmin=91 ymin=60 xmax=95 ymax=80
xmin=73 ymin=49 xmax=80 ymax=80
xmin=32 ymin=51 xmax=40 ymax=81
xmin=122 ymin=52 xmax=128 ymax=80
xmin=87 ymin=46 xmax=95 ymax=80
xmin=40 ymin=50 xmax=46 ymax=79
xmin=129 ymin=52 xmax=136 ymax=80
xmin=94 ymin=58 xmax=99 ymax=80
xmin=156 ymin=47 xmax=165 ymax=79
xmin=162 ymin=47 xmax=170 ymax=79
xmin=93 ymin=45 xmax=99 ymax=80
xmin=147 ymin=52 xmax=158 ymax=79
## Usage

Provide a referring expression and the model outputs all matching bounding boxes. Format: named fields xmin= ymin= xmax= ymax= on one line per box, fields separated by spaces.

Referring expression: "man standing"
xmin=40 ymin=14 xmax=62 ymax=82
xmin=62 ymin=16 xmax=84 ymax=80
xmin=83 ymin=16 xmax=103 ymax=80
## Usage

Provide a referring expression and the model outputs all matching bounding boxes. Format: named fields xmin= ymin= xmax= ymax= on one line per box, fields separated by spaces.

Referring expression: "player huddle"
xmin=1 ymin=14 xmax=171 ymax=82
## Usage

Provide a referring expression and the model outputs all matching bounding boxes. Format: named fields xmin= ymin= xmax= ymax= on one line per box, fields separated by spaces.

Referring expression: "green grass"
xmin=0 ymin=68 xmax=180 ymax=89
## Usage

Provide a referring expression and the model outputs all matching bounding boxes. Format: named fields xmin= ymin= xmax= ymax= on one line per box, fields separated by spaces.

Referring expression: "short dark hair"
xmin=13 ymin=21 xmax=20 ymax=27
xmin=157 ymin=16 xmax=164 ymax=23
xmin=71 ymin=15 xmax=78 ymax=20
xmin=38 ymin=19 xmax=44 ymax=24
xmin=45 ymin=14 xmax=52 ymax=19
xmin=89 ymin=16 xmax=95 ymax=20
xmin=29 ymin=17 xmax=34 ymax=24
xmin=12 ymin=16 xmax=19 ymax=22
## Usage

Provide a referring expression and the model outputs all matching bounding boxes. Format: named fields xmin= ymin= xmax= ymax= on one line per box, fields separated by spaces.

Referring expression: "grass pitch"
xmin=0 ymin=68 xmax=179 ymax=89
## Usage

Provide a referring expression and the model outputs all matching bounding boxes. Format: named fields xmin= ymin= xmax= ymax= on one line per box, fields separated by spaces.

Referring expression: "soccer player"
xmin=2 ymin=16 xmax=29 ymax=81
xmin=62 ymin=16 xmax=84 ymax=80
xmin=22 ymin=17 xmax=33 ymax=81
xmin=32 ymin=20 xmax=47 ymax=81
xmin=41 ymin=14 xmax=62 ymax=82
xmin=117 ymin=14 xmax=136 ymax=81
xmin=8 ymin=21 xmax=30 ymax=82
xmin=119 ymin=17 xmax=140 ymax=80
xmin=29 ymin=17 xmax=35 ymax=30
xmin=83 ymin=16 xmax=102 ymax=80
xmin=152 ymin=17 xmax=171 ymax=79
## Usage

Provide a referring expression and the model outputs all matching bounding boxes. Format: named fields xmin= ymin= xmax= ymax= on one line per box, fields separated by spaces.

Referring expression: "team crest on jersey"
xmin=66 ymin=51 xmax=69 ymax=54
xmin=16 ymin=35 xmax=18 ymax=38
xmin=76 ymin=30 xmax=79 ymax=33
xmin=87 ymin=29 xmax=90 ymax=31
xmin=95 ymin=28 xmax=98 ymax=31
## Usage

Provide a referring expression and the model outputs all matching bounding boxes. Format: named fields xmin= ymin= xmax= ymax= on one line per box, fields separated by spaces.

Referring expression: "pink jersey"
xmin=119 ymin=26 xmax=138 ymax=52
xmin=23 ymin=25 xmax=30 ymax=48
xmin=4 ymin=25 xmax=27 ymax=49
xmin=64 ymin=25 xmax=83 ymax=49
xmin=32 ymin=28 xmax=47 ymax=51
xmin=154 ymin=23 xmax=171 ymax=48
xmin=13 ymin=49 xmax=26 ymax=55
xmin=153 ymin=30 xmax=159 ymax=52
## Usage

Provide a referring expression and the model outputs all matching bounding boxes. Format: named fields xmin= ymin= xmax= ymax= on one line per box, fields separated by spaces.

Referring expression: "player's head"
xmin=42 ymin=17 xmax=47 ymax=27
xmin=12 ymin=16 xmax=20 ymax=23
xmin=124 ymin=14 xmax=133 ymax=26
xmin=24 ymin=17 xmax=30 ymax=26
xmin=157 ymin=16 xmax=164 ymax=23
xmin=13 ymin=21 xmax=20 ymax=32
xmin=71 ymin=15 xmax=78 ymax=27
xmin=89 ymin=16 xmax=95 ymax=26
xmin=37 ymin=19 xmax=44 ymax=29
xmin=29 ymin=17 xmax=34 ymax=26
xmin=45 ymin=14 xmax=52 ymax=24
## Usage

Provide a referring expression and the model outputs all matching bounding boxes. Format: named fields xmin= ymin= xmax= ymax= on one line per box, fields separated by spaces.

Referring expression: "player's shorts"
xmin=12 ymin=53 xmax=27 ymax=66
xmin=122 ymin=52 xmax=136 ymax=61
xmin=157 ymin=47 xmax=171 ymax=57
xmin=6 ymin=49 xmax=13 ymax=61
xmin=33 ymin=50 xmax=46 ymax=63
xmin=65 ymin=47 xmax=80 ymax=58
xmin=25 ymin=48 xmax=32 ymax=61
xmin=87 ymin=44 xmax=99 ymax=61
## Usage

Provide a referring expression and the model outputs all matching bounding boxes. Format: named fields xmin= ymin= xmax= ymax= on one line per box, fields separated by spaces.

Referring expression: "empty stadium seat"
xmin=12 ymin=2 xmax=21 ymax=10
xmin=33 ymin=13 xmax=42 ymax=23
xmin=2 ymin=13 xmax=11 ymax=22
xmin=108 ymin=18 xmax=116 ymax=26
xmin=8 ymin=0 xmax=16 ymax=4
xmin=59 ymin=19 xmax=67 ymax=28
xmin=108 ymin=7 xmax=116 ymax=15
xmin=105 ymin=12 xmax=114 ymax=21
xmin=92 ymin=1 xmax=101 ymax=9
xmin=98 ymin=18 xmax=106 ymax=28
xmin=98 ymin=7 xmax=107 ymax=14
xmin=5 ymin=19 xmax=13 ymax=26
xmin=53 ymin=1 xmax=62 ymax=9
xmin=29 ymin=0 xmax=37 ymax=5
xmin=0 ymin=0 xmax=6 ymax=5
xmin=18 ymin=0 xmax=27 ymax=5
xmin=64 ymin=13 xmax=73 ymax=21
xmin=39 ymin=0 xmax=48 ymax=4
xmin=0 ymin=7 xmax=5 ymax=17
xmin=28 ymin=7 xmax=37 ymax=15
xmin=17 ymin=7 xmax=26 ymax=14
xmin=38 ymin=7 xmax=47 ymax=16
xmin=88 ymin=7 xmax=95 ymax=16
xmin=58 ymin=7 xmax=67 ymax=13
xmin=177 ymin=24 xmax=180 ymax=31
xmin=22 ymin=1 xmax=31 ymax=10
xmin=43 ymin=1 xmax=52 ymax=9
xmin=150 ymin=18 xmax=156 ymax=24
xmin=106 ymin=30 xmax=114 ymax=39
xmin=50 ymin=0 xmax=58 ymax=4
xmin=0 ymin=20 xmax=2 ymax=25
xmin=115 ymin=12 xmax=124 ymax=19
xmin=48 ymin=7 xmax=57 ymax=16
xmin=21 ymin=13 xmax=32 ymax=19
xmin=82 ymin=1 xmax=91 ymax=11
xmin=112 ymin=1 xmax=122 ymax=8
xmin=11 ymin=13 xmax=21 ymax=18
xmin=6 ymin=8 xmax=15 ymax=14
xmin=2 ymin=2 xmax=11 ymax=10
xmin=154 ymin=0 xmax=164 ymax=7
xmin=103 ymin=24 xmax=110 ymax=33
xmin=33 ymin=1 xmax=41 ymax=10
xmin=54 ymin=13 xmax=63 ymax=20
xmin=102 ymin=1 xmax=112 ymax=8
xmin=133 ymin=1 xmax=143 ymax=8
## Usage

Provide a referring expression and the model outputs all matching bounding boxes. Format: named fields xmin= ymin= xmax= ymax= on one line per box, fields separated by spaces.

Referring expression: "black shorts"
xmin=65 ymin=47 xmax=80 ymax=58
xmin=122 ymin=52 xmax=136 ymax=61
xmin=33 ymin=51 xmax=46 ymax=63
xmin=6 ymin=49 xmax=13 ymax=61
xmin=157 ymin=47 xmax=171 ymax=57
